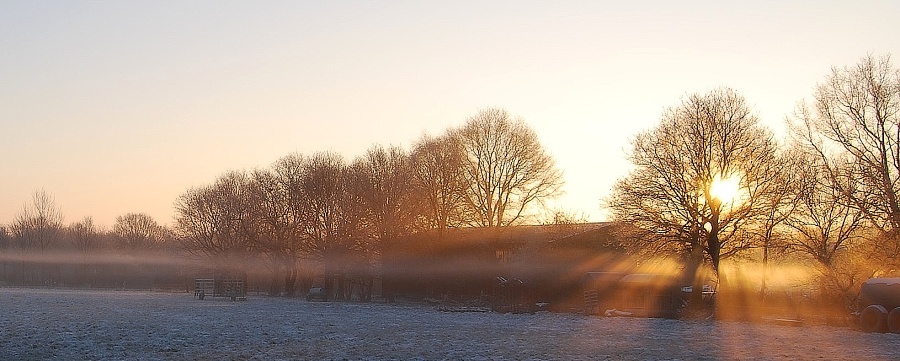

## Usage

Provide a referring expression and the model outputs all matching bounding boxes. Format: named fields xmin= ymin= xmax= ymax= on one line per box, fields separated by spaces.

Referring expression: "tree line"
xmin=1 ymin=109 xmax=563 ymax=298
xmin=608 ymin=54 xmax=900 ymax=312
xmin=0 ymin=189 xmax=175 ymax=288
xmin=173 ymin=108 xmax=562 ymax=299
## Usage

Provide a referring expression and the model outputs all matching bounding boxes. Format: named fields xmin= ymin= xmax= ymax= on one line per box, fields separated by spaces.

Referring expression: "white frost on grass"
xmin=1 ymin=288 xmax=899 ymax=360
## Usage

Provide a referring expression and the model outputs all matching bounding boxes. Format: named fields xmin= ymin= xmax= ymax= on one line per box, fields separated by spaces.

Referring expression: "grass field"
xmin=1 ymin=288 xmax=899 ymax=360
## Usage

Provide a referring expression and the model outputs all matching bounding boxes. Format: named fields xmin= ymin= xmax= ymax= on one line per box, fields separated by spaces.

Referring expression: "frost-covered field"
xmin=1 ymin=288 xmax=899 ymax=360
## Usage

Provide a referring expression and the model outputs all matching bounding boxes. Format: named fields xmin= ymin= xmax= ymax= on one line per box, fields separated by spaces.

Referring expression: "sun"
xmin=709 ymin=174 xmax=741 ymax=203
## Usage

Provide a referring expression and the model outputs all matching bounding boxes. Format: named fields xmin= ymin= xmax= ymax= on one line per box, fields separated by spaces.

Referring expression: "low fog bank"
xmin=0 ymin=250 xmax=263 ymax=292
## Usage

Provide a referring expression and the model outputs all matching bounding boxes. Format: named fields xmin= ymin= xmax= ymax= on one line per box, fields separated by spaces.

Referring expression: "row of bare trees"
xmin=3 ymin=190 xmax=172 ymax=253
xmin=0 ymin=189 xmax=174 ymax=287
xmin=174 ymin=108 xmax=563 ymax=299
xmin=608 ymin=54 xmax=900 ymax=311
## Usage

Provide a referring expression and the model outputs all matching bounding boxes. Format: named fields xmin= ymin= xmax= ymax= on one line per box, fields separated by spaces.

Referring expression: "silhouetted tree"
xmin=348 ymin=144 xmax=422 ymax=300
xmin=9 ymin=189 xmax=64 ymax=285
xmin=782 ymin=149 xmax=871 ymax=308
xmin=750 ymin=147 xmax=805 ymax=297
xmin=0 ymin=226 xmax=9 ymax=250
xmin=607 ymin=88 xmax=781 ymax=302
xmin=296 ymin=152 xmax=364 ymax=300
xmin=175 ymin=171 xmax=257 ymax=259
xmin=252 ymin=162 xmax=307 ymax=296
xmin=455 ymin=108 xmax=563 ymax=227
xmin=784 ymin=152 xmax=867 ymax=268
xmin=410 ymin=134 xmax=468 ymax=237
xmin=543 ymin=209 xmax=590 ymax=226
xmin=113 ymin=213 xmax=168 ymax=250
xmin=792 ymin=53 xmax=900 ymax=270
xmin=12 ymin=189 xmax=64 ymax=251
xmin=350 ymin=145 xmax=421 ymax=247
xmin=68 ymin=217 xmax=100 ymax=252
xmin=0 ymin=226 xmax=10 ymax=282
xmin=61 ymin=217 xmax=104 ymax=285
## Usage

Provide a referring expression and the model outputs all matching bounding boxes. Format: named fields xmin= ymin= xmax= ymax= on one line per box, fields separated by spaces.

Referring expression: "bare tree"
xmin=251 ymin=162 xmax=308 ymax=296
xmin=785 ymin=156 xmax=866 ymax=267
xmin=64 ymin=216 xmax=103 ymax=283
xmin=295 ymin=151 xmax=365 ymax=299
xmin=792 ymin=54 xmax=900 ymax=269
xmin=0 ymin=226 xmax=10 ymax=282
xmin=542 ymin=209 xmax=590 ymax=226
xmin=0 ymin=226 xmax=9 ymax=250
xmin=350 ymin=145 xmax=421 ymax=245
xmin=607 ymin=88 xmax=780 ymax=299
xmin=12 ymin=189 xmax=64 ymax=251
xmin=748 ymin=146 xmax=806 ymax=297
xmin=410 ymin=134 xmax=468 ymax=238
xmin=348 ymin=144 xmax=423 ymax=301
xmin=782 ymin=149 xmax=871 ymax=307
xmin=68 ymin=216 xmax=100 ymax=252
xmin=113 ymin=213 xmax=168 ymax=250
xmin=175 ymin=171 xmax=257 ymax=258
xmin=455 ymin=108 xmax=563 ymax=227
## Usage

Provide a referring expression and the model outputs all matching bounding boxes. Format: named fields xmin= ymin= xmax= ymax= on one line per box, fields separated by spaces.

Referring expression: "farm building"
xmin=382 ymin=222 xmax=641 ymax=311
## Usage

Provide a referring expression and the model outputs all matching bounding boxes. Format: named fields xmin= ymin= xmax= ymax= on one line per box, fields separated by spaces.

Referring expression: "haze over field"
xmin=2 ymin=1 xmax=900 ymax=227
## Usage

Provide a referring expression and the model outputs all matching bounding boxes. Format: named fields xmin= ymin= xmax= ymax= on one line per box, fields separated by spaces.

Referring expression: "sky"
xmin=2 ymin=1 xmax=899 ymax=228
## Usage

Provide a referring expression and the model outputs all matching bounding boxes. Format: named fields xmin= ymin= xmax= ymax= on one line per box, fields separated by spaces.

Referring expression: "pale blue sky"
xmin=2 ymin=1 xmax=899 ymax=227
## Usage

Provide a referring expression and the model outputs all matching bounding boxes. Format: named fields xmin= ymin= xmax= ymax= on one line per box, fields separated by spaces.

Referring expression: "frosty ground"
xmin=1 ymin=288 xmax=898 ymax=360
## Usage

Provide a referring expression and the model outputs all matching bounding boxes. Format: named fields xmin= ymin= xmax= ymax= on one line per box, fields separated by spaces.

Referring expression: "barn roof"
xmin=394 ymin=222 xmax=631 ymax=254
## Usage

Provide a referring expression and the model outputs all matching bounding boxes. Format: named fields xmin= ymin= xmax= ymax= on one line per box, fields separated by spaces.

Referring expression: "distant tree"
xmin=607 ymin=88 xmax=781 ymax=300
xmin=542 ymin=209 xmax=590 ymax=226
xmin=63 ymin=216 xmax=103 ymax=283
xmin=0 ymin=226 xmax=10 ymax=282
xmin=410 ymin=134 xmax=468 ymax=237
xmin=455 ymin=108 xmax=563 ymax=227
xmin=12 ymin=189 xmax=64 ymax=251
xmin=68 ymin=216 xmax=100 ymax=252
xmin=792 ymin=53 xmax=900 ymax=269
xmin=0 ymin=226 xmax=9 ymax=250
xmin=113 ymin=213 xmax=168 ymax=250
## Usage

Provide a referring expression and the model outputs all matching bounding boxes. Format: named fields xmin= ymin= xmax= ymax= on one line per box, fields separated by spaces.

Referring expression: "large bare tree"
xmin=792 ymin=54 xmax=900 ymax=267
xmin=455 ymin=108 xmax=563 ymax=227
xmin=607 ymin=88 xmax=780 ymax=294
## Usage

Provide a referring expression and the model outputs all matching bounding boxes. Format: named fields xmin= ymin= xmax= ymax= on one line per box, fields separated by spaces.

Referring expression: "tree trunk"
xmin=269 ymin=266 xmax=283 ymax=296
xmin=283 ymin=266 xmax=297 ymax=297
xmin=760 ymin=240 xmax=769 ymax=300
